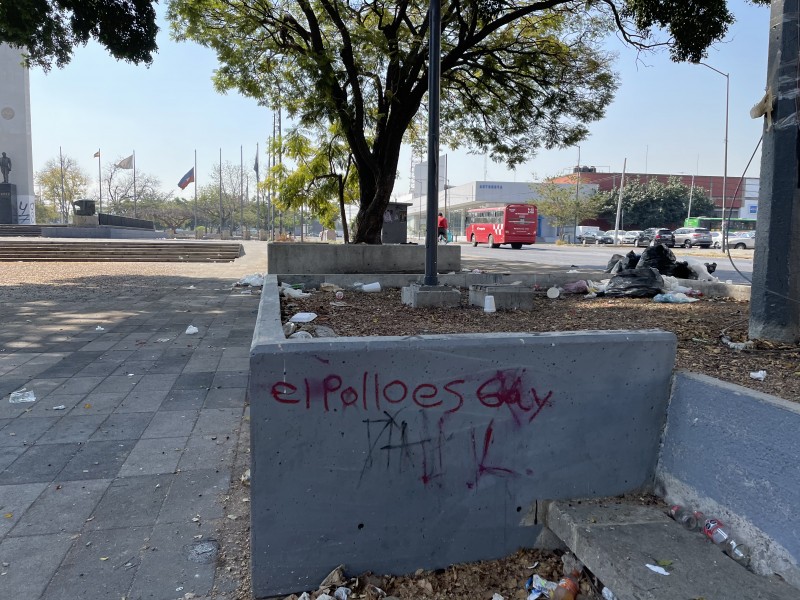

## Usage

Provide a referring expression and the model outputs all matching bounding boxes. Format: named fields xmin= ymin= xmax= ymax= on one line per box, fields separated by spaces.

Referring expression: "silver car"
xmin=673 ymin=227 xmax=713 ymax=248
xmin=622 ymin=230 xmax=641 ymax=244
xmin=728 ymin=231 xmax=756 ymax=249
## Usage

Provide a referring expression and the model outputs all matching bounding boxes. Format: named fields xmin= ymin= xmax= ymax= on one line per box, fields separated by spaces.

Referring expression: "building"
xmin=550 ymin=167 xmax=760 ymax=220
xmin=402 ymin=179 xmax=598 ymax=243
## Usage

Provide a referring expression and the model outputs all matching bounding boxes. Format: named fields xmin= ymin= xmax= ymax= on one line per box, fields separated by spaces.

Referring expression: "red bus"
xmin=465 ymin=204 xmax=537 ymax=249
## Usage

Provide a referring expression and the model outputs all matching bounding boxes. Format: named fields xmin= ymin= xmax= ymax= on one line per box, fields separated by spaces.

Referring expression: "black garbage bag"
xmin=605 ymin=254 xmax=625 ymax=273
xmin=605 ymin=267 xmax=665 ymax=298
xmin=621 ymin=250 xmax=640 ymax=270
xmin=672 ymin=261 xmax=696 ymax=280
xmin=639 ymin=244 xmax=678 ymax=275
xmin=605 ymin=251 xmax=640 ymax=274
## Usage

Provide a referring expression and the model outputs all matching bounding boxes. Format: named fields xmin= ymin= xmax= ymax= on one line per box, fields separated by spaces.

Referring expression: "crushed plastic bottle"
xmin=669 ymin=505 xmax=701 ymax=531
xmin=704 ymin=518 xmax=751 ymax=566
xmin=553 ymin=554 xmax=583 ymax=600
xmin=9 ymin=389 xmax=36 ymax=403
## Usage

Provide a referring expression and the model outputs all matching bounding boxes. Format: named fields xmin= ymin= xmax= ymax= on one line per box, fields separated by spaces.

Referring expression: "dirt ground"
xmin=281 ymin=287 xmax=800 ymax=402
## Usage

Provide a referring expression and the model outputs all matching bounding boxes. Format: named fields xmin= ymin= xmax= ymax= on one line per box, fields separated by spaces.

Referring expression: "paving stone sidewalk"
xmin=0 ymin=246 xmax=265 ymax=600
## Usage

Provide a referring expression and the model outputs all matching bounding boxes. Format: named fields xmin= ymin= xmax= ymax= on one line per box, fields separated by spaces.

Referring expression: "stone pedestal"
xmin=0 ymin=183 xmax=17 ymax=224
xmin=72 ymin=214 xmax=99 ymax=227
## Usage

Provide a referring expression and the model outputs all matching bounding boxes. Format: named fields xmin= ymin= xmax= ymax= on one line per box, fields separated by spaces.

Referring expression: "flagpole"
xmin=97 ymin=149 xmax=102 ymax=213
xmin=255 ymin=142 xmax=261 ymax=239
xmin=240 ymin=144 xmax=244 ymax=238
xmin=219 ymin=148 xmax=223 ymax=236
xmin=194 ymin=149 xmax=197 ymax=231
xmin=59 ymin=146 xmax=66 ymax=223
xmin=132 ymin=150 xmax=137 ymax=218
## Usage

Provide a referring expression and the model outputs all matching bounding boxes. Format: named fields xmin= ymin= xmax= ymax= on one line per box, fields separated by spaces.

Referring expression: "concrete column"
xmin=749 ymin=0 xmax=800 ymax=342
xmin=0 ymin=44 xmax=35 ymax=224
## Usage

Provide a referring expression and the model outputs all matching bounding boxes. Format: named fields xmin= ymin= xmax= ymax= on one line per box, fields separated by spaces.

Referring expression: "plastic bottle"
xmin=703 ymin=518 xmax=751 ymax=566
xmin=668 ymin=505 xmax=703 ymax=531
xmin=553 ymin=555 xmax=582 ymax=600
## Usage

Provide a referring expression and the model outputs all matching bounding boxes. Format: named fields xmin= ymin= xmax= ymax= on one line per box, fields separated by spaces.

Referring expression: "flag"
xmin=93 ymin=150 xmax=100 ymax=158
xmin=116 ymin=155 xmax=134 ymax=169
xmin=253 ymin=154 xmax=259 ymax=176
xmin=178 ymin=167 xmax=195 ymax=190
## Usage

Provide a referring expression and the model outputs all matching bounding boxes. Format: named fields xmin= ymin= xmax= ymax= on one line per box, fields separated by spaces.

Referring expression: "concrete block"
xmin=658 ymin=371 xmax=800 ymax=588
xmin=469 ymin=284 xmax=536 ymax=310
xmin=249 ymin=284 xmax=677 ymax=596
xmin=544 ymin=499 xmax=796 ymax=600
xmin=400 ymin=283 xmax=461 ymax=308
xmin=266 ymin=242 xmax=460 ymax=274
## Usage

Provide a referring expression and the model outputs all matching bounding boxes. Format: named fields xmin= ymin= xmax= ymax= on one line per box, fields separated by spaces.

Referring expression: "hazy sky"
xmin=28 ymin=0 xmax=769 ymax=202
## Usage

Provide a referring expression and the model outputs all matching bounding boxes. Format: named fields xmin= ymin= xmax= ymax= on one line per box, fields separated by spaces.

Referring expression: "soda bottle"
xmin=703 ymin=518 xmax=751 ymax=566
xmin=554 ymin=554 xmax=583 ymax=600
xmin=669 ymin=505 xmax=699 ymax=531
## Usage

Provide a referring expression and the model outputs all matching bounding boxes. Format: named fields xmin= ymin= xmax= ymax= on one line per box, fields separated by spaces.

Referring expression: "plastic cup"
xmin=546 ymin=287 xmax=560 ymax=299
xmin=484 ymin=295 xmax=496 ymax=313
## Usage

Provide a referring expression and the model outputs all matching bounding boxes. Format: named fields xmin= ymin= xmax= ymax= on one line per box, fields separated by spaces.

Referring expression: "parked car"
xmin=601 ymin=230 xmax=626 ymax=244
xmin=673 ymin=227 xmax=713 ymax=248
xmin=622 ymin=230 xmax=641 ymax=244
xmin=577 ymin=229 xmax=602 ymax=244
xmin=728 ymin=231 xmax=756 ymax=249
xmin=635 ymin=228 xmax=675 ymax=247
xmin=594 ymin=231 xmax=615 ymax=244
xmin=710 ymin=231 xmax=723 ymax=249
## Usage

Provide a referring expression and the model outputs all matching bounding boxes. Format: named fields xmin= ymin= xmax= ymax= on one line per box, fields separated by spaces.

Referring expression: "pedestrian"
xmin=437 ymin=212 xmax=448 ymax=243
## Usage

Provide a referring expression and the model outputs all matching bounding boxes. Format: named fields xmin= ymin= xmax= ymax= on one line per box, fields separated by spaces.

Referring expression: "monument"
xmin=0 ymin=44 xmax=35 ymax=224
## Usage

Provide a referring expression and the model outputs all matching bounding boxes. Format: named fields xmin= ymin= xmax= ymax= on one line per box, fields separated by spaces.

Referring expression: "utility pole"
xmin=749 ymin=0 xmax=800 ymax=342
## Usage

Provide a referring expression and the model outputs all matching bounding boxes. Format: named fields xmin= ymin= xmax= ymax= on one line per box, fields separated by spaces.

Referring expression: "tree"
xmin=269 ymin=125 xmax=358 ymax=243
xmin=151 ymin=199 xmax=194 ymax=233
xmin=594 ymin=177 xmax=715 ymax=230
xmin=534 ymin=177 xmax=599 ymax=240
xmin=100 ymin=162 xmax=172 ymax=218
xmin=0 ymin=0 xmax=158 ymax=70
xmin=35 ymin=155 xmax=89 ymax=223
xmin=169 ymin=0 xmax=764 ymax=244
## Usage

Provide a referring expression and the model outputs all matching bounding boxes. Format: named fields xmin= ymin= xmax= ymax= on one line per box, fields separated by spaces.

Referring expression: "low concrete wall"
xmin=40 ymin=226 xmax=162 ymax=239
xmin=249 ymin=280 xmax=677 ymax=597
xmin=266 ymin=242 xmax=460 ymax=274
xmin=657 ymin=372 xmax=800 ymax=588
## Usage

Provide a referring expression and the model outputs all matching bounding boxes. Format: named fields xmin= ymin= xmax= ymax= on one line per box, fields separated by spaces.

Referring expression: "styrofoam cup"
xmin=547 ymin=286 xmax=560 ymax=299
xmin=484 ymin=295 xmax=496 ymax=313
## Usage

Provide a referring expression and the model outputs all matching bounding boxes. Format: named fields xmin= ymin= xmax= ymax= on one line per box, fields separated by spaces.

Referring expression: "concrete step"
xmin=0 ymin=241 xmax=243 ymax=262
xmin=543 ymin=499 xmax=796 ymax=600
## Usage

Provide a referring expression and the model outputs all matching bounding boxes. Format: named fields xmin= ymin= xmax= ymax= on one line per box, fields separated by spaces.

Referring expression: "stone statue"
xmin=0 ymin=152 xmax=10 ymax=184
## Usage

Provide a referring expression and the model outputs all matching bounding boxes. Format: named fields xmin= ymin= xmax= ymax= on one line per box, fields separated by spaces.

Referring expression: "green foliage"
xmin=168 ymin=0 xmax=761 ymax=243
xmin=594 ymin=177 xmax=715 ymax=229
xmin=35 ymin=155 xmax=89 ymax=222
xmin=0 ymin=0 xmax=158 ymax=70
xmin=534 ymin=177 xmax=600 ymax=239
xmin=267 ymin=125 xmax=358 ymax=241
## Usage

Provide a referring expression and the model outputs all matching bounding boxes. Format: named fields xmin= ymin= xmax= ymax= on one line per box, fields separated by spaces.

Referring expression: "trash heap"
xmin=549 ymin=246 xmax=718 ymax=302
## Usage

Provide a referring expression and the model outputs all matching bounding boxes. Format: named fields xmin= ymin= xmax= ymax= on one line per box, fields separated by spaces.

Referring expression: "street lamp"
xmin=699 ymin=62 xmax=729 ymax=252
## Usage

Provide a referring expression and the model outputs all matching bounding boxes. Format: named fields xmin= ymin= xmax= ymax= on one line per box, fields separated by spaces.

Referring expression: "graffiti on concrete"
xmin=269 ymin=368 xmax=555 ymax=488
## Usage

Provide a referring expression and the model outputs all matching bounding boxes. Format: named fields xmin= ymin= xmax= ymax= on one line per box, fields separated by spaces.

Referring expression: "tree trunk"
xmin=337 ymin=174 xmax=350 ymax=244
xmin=352 ymin=173 xmax=395 ymax=244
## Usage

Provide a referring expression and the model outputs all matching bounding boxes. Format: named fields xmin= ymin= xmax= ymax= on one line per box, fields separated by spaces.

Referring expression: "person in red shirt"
xmin=437 ymin=212 xmax=448 ymax=242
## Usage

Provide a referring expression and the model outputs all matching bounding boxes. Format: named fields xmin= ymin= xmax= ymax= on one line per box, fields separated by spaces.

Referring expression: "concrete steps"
xmin=0 ymin=225 xmax=43 ymax=237
xmin=0 ymin=240 xmax=243 ymax=262
xmin=543 ymin=499 xmax=796 ymax=600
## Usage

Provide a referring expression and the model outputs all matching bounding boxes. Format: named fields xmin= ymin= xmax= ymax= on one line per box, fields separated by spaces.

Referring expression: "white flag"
xmin=116 ymin=155 xmax=134 ymax=169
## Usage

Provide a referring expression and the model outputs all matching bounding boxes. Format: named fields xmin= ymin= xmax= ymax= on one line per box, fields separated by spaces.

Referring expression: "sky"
xmin=27 ymin=0 xmax=770 ymax=202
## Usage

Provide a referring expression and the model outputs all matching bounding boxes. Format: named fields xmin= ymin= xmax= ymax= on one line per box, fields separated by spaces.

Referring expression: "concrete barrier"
xmin=249 ymin=279 xmax=677 ymax=596
xmin=266 ymin=242 xmax=461 ymax=274
xmin=657 ymin=371 xmax=800 ymax=588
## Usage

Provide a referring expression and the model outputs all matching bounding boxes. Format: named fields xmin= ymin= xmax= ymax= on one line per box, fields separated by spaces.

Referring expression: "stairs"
xmin=0 ymin=225 xmax=44 ymax=237
xmin=0 ymin=240 xmax=244 ymax=262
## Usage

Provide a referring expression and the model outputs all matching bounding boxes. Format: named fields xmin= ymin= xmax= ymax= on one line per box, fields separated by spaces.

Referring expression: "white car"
xmin=727 ymin=231 xmax=756 ymax=249
xmin=622 ymin=230 xmax=641 ymax=244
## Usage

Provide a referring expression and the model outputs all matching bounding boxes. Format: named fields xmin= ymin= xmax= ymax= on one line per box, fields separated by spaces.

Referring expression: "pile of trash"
xmin=549 ymin=247 xmax=718 ymax=302
xmin=280 ymin=280 xmax=383 ymax=339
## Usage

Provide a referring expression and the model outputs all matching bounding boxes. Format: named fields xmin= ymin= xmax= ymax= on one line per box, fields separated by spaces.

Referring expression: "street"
xmin=456 ymin=242 xmax=753 ymax=284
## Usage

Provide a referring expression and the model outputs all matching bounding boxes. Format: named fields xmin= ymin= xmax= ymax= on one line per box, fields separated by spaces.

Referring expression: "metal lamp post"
xmin=700 ymin=63 xmax=729 ymax=251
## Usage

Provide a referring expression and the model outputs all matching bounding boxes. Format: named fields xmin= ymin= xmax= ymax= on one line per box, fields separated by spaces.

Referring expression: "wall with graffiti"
xmin=249 ymin=289 xmax=677 ymax=597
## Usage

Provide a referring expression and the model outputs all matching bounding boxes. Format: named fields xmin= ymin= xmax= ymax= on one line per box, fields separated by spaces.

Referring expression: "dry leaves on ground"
xmin=281 ymin=288 xmax=800 ymax=402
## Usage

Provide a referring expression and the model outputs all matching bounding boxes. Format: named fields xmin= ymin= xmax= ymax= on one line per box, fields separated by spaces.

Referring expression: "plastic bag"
xmin=561 ymin=280 xmax=589 ymax=294
xmin=605 ymin=250 xmax=640 ymax=274
xmin=605 ymin=268 xmax=664 ymax=298
xmin=653 ymin=292 xmax=699 ymax=304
